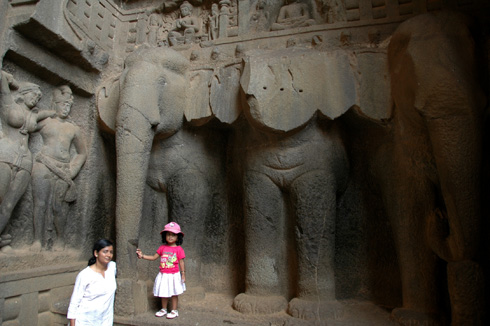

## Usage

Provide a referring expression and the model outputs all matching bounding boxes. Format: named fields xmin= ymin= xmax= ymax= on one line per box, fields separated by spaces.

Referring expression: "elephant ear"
xmin=185 ymin=63 xmax=243 ymax=126
xmin=210 ymin=64 xmax=243 ymax=124
xmin=96 ymin=76 xmax=120 ymax=134
xmin=241 ymin=48 xmax=358 ymax=133
xmin=354 ymin=49 xmax=393 ymax=121
xmin=185 ymin=69 xmax=214 ymax=126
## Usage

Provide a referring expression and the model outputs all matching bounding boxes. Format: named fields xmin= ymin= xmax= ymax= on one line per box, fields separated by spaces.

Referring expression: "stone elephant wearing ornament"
xmin=232 ymin=48 xmax=364 ymax=320
xmin=383 ymin=11 xmax=486 ymax=326
xmin=97 ymin=46 xmax=228 ymax=313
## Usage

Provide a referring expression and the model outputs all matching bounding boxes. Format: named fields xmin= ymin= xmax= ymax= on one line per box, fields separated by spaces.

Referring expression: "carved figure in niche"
xmin=233 ymin=48 xmax=355 ymax=320
xmin=31 ymin=86 xmax=87 ymax=251
xmin=97 ymin=47 xmax=226 ymax=312
xmin=168 ymin=1 xmax=200 ymax=46
xmin=207 ymin=3 xmax=219 ymax=40
xmin=385 ymin=12 xmax=485 ymax=325
xmin=147 ymin=13 xmax=163 ymax=46
xmin=0 ymin=72 xmax=54 ymax=250
xmin=271 ymin=0 xmax=316 ymax=31
xmin=322 ymin=0 xmax=346 ymax=24
xmin=228 ymin=0 xmax=238 ymax=27
xmin=219 ymin=0 xmax=231 ymax=14
xmin=250 ymin=0 xmax=270 ymax=32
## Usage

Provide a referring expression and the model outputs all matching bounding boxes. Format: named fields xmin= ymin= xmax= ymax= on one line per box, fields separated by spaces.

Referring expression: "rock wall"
xmin=0 ymin=1 xmax=489 ymax=325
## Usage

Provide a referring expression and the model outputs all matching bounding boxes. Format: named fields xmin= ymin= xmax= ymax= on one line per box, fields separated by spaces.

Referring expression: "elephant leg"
xmin=425 ymin=115 xmax=484 ymax=325
xmin=425 ymin=114 xmax=481 ymax=261
xmin=292 ymin=169 xmax=336 ymax=300
xmin=287 ymin=169 xmax=341 ymax=321
xmin=233 ymin=170 xmax=288 ymax=314
xmin=447 ymin=260 xmax=485 ymax=326
xmin=387 ymin=153 xmax=443 ymax=325
xmin=167 ymin=169 xmax=210 ymax=286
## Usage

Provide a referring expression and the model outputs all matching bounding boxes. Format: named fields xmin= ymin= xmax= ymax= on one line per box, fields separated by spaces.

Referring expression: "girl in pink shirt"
xmin=136 ymin=222 xmax=186 ymax=319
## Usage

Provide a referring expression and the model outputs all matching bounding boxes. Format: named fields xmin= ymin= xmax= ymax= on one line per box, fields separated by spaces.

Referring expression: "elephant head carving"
xmin=97 ymin=46 xmax=190 ymax=280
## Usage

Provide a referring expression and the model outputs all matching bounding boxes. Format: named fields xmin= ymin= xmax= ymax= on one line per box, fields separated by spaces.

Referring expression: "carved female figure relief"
xmin=147 ymin=13 xmax=163 ymax=46
xmin=0 ymin=71 xmax=54 ymax=250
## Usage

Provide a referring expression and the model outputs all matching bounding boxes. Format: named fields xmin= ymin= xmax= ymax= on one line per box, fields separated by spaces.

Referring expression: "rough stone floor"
xmin=114 ymin=293 xmax=397 ymax=326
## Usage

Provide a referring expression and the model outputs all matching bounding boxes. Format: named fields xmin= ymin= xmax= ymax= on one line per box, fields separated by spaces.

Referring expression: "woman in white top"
xmin=67 ymin=239 xmax=117 ymax=326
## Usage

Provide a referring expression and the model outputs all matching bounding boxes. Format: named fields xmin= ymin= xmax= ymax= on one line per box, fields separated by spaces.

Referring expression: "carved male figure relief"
xmin=271 ymin=0 xmax=316 ymax=31
xmin=207 ymin=3 xmax=219 ymax=40
xmin=32 ymin=85 xmax=87 ymax=251
xmin=168 ymin=1 xmax=200 ymax=46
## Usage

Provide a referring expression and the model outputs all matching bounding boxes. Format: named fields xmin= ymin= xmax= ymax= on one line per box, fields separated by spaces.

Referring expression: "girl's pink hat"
xmin=160 ymin=222 xmax=184 ymax=236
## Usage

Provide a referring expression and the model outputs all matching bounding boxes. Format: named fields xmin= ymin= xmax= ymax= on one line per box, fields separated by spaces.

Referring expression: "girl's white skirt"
xmin=153 ymin=272 xmax=186 ymax=297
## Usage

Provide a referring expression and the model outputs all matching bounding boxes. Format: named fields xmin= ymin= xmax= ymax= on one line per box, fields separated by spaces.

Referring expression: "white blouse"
xmin=67 ymin=261 xmax=117 ymax=326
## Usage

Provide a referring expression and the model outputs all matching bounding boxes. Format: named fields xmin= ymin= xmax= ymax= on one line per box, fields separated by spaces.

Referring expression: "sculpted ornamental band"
xmin=0 ymin=1 xmax=488 ymax=326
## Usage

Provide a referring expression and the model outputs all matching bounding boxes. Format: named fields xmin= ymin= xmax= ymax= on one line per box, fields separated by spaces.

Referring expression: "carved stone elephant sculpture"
xmin=97 ymin=46 xmax=226 ymax=313
xmin=233 ymin=48 xmax=356 ymax=320
xmin=385 ymin=12 xmax=486 ymax=326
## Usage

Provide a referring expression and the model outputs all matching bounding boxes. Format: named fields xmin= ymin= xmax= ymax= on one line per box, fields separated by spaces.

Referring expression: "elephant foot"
xmin=0 ymin=234 xmax=12 ymax=248
xmin=0 ymin=244 xmax=13 ymax=254
xmin=233 ymin=293 xmax=288 ymax=314
xmin=31 ymin=241 xmax=42 ymax=252
xmin=52 ymin=240 xmax=66 ymax=252
xmin=391 ymin=308 xmax=443 ymax=326
xmin=288 ymin=297 xmax=344 ymax=321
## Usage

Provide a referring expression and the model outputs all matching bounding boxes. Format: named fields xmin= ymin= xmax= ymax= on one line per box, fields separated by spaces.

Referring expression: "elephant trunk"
xmin=114 ymin=49 xmax=189 ymax=280
xmin=421 ymin=17 xmax=485 ymax=263
xmin=426 ymin=101 xmax=483 ymax=262
xmin=115 ymin=99 xmax=155 ymax=279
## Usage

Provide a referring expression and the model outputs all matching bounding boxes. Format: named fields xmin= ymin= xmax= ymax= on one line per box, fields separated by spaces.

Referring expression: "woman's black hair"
xmin=161 ymin=231 xmax=184 ymax=246
xmin=88 ymin=239 xmax=113 ymax=266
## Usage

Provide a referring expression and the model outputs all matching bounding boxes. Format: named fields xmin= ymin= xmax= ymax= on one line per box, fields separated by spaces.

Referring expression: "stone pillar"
xmin=219 ymin=0 xmax=230 ymax=38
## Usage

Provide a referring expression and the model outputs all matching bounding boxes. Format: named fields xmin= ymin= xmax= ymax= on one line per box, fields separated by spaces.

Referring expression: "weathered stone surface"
xmin=0 ymin=1 xmax=489 ymax=326
xmin=355 ymin=49 xmax=392 ymax=120
xmin=241 ymin=47 xmax=356 ymax=132
xmin=210 ymin=62 xmax=243 ymax=124
xmin=187 ymin=68 xmax=213 ymax=124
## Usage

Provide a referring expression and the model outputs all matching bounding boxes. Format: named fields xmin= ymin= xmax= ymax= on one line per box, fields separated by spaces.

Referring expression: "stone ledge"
xmin=0 ymin=261 xmax=84 ymax=283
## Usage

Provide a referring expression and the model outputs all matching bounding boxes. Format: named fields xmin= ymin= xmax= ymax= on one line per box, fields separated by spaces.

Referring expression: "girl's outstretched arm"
xmin=179 ymin=258 xmax=185 ymax=283
xmin=136 ymin=248 xmax=159 ymax=261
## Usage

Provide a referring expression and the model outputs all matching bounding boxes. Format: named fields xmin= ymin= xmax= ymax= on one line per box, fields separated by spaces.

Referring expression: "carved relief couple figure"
xmin=0 ymin=71 xmax=52 ymax=251
xmin=0 ymin=73 xmax=86 ymax=251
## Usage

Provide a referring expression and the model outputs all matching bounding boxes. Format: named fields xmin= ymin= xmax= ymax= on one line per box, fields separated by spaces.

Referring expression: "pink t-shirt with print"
xmin=156 ymin=245 xmax=185 ymax=274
